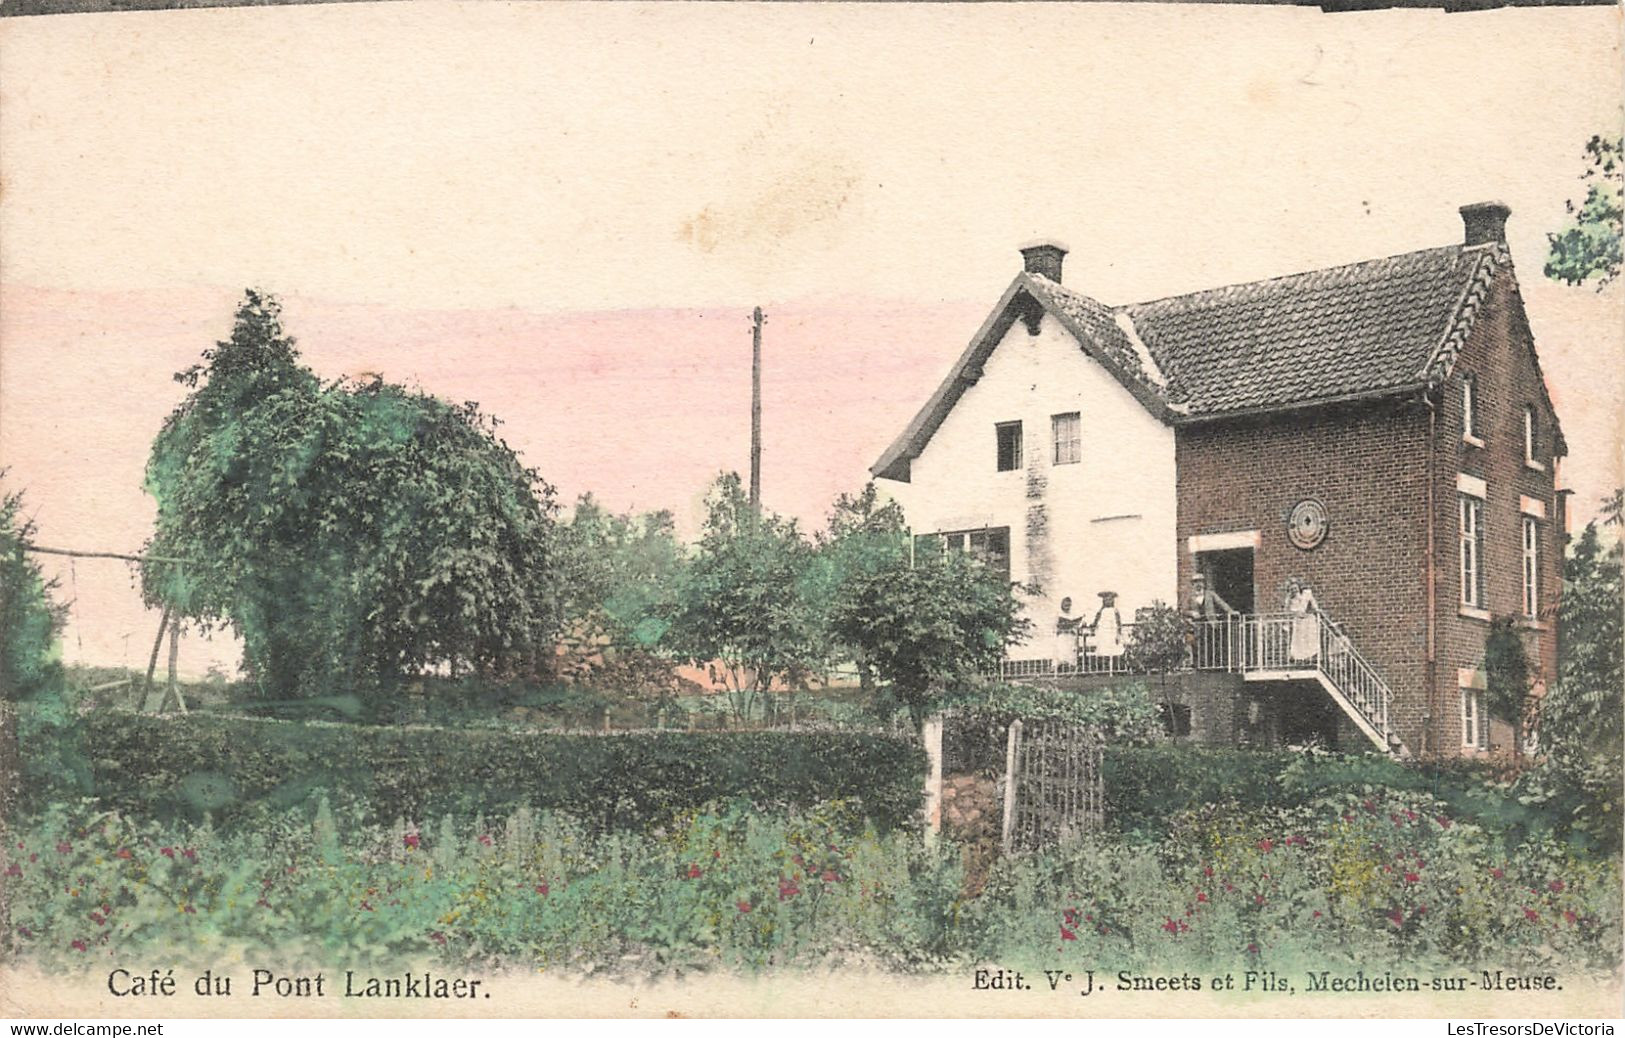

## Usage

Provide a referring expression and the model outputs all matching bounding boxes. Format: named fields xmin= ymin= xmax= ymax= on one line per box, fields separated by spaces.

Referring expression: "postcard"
xmin=0 ymin=0 xmax=1620 ymax=1020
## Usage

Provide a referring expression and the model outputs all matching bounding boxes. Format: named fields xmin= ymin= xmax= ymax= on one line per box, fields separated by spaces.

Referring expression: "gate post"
xmin=922 ymin=713 xmax=944 ymax=846
xmin=1000 ymin=719 xmax=1023 ymax=855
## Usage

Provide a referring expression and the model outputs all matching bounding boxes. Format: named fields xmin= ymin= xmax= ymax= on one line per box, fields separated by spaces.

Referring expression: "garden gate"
xmin=999 ymin=719 xmax=1104 ymax=853
xmin=924 ymin=711 xmax=1104 ymax=855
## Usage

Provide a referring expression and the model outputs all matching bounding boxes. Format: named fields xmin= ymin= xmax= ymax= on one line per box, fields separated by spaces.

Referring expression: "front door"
xmin=1196 ymin=547 xmax=1254 ymax=614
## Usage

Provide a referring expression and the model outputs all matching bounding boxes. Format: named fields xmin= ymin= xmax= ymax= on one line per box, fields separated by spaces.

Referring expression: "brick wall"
xmin=1175 ymin=397 xmax=1434 ymax=753
xmin=1432 ymin=269 xmax=1562 ymax=758
xmin=1172 ymin=266 xmax=1563 ymax=760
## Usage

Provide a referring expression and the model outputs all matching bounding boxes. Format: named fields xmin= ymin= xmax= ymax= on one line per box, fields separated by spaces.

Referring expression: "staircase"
xmin=1220 ymin=611 xmax=1408 ymax=758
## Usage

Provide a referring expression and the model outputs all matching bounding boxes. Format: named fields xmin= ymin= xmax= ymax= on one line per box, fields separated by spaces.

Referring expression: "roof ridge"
xmin=1122 ymin=243 xmax=1466 ymax=314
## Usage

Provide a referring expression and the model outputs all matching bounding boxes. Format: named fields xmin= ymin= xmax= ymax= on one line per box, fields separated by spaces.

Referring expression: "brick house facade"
xmin=873 ymin=202 xmax=1565 ymax=760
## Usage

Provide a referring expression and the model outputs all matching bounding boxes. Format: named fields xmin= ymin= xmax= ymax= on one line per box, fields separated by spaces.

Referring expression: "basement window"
xmin=996 ymin=421 xmax=1023 ymax=472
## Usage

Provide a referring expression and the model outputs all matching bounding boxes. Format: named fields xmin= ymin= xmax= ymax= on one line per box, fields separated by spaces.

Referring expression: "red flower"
xmin=821 ymin=870 xmax=838 ymax=883
xmin=1195 ymin=891 xmax=1208 ymax=903
xmin=1254 ymin=894 xmax=1265 ymax=906
xmin=1257 ymin=838 xmax=1274 ymax=853
xmin=1312 ymin=910 xmax=1322 ymax=919
xmin=182 ymin=904 xmax=195 ymax=915
xmin=1202 ymin=865 xmax=1214 ymax=878
xmin=182 ymin=848 xmax=197 ymax=861
xmin=1363 ymin=799 xmax=1376 ymax=813
xmin=89 ymin=912 xmax=104 ymax=926
xmin=429 ymin=931 xmax=447 ymax=945
xmin=1387 ymin=908 xmax=1405 ymax=928
xmin=1246 ymin=942 xmax=1260 ymax=954
xmin=114 ymin=848 xmax=133 ymax=860
xmin=4 ymin=863 xmax=20 ymax=877
xmin=160 ymin=847 xmax=175 ymax=858
xmin=736 ymin=900 xmax=753 ymax=914
xmin=1548 ymin=879 xmax=1565 ymax=893
xmin=28 ymin=854 xmax=36 ymax=862
xmin=360 ymin=900 xmax=374 ymax=912
xmin=477 ymin=835 xmax=493 ymax=847
xmin=56 ymin=842 xmax=71 ymax=854
xmin=778 ymin=878 xmax=800 ymax=901
xmin=403 ymin=833 xmax=420 ymax=850
xmin=1564 ymin=910 xmax=1578 ymax=925
xmin=1404 ymin=872 xmax=1420 ymax=884
xmin=686 ymin=864 xmax=702 ymax=880
xmin=1161 ymin=917 xmax=1186 ymax=934
xmin=1491 ymin=867 xmax=1505 ymax=879
xmin=1523 ymin=907 xmax=1539 ymax=922
xmin=70 ymin=940 xmax=87 ymax=952
xmin=535 ymin=881 xmax=550 ymax=897
xmin=1060 ymin=924 xmax=1077 ymax=941
xmin=1436 ymin=815 xmax=1453 ymax=829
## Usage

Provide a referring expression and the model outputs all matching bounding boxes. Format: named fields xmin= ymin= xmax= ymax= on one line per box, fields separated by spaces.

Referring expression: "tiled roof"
xmin=1116 ymin=243 xmax=1500 ymax=416
xmin=871 ymin=239 xmax=1512 ymax=482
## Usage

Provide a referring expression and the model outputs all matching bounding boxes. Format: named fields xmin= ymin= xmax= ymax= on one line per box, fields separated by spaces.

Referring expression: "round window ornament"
xmin=1288 ymin=498 xmax=1329 ymax=550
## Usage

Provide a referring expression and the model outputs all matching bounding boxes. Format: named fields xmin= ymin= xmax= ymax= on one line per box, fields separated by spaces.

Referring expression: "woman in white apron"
xmin=1287 ymin=578 xmax=1320 ymax=663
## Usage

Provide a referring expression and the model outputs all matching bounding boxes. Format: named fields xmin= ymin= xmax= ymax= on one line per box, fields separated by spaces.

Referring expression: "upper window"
xmin=1522 ymin=516 xmax=1540 ymax=618
xmin=1462 ymin=375 xmax=1479 ymax=443
xmin=996 ymin=421 xmax=1023 ymax=472
xmin=1052 ymin=412 xmax=1081 ymax=466
xmin=1459 ymin=492 xmax=1484 ymax=609
xmin=1524 ymin=406 xmax=1541 ymax=467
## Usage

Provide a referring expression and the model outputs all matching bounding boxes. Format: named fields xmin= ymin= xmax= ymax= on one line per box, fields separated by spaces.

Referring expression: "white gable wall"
xmin=884 ymin=311 xmax=1177 ymax=655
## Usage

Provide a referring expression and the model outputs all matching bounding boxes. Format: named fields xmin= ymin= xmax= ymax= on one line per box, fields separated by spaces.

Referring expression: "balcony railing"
xmin=996 ymin=609 xmax=1397 ymax=752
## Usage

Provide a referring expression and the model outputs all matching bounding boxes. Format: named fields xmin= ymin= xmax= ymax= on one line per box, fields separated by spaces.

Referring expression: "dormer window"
xmin=1462 ymin=375 xmax=1481 ymax=445
xmin=1524 ymin=406 xmax=1544 ymax=470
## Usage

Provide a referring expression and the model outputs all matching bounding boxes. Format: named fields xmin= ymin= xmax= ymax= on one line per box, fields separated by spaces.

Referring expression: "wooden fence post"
xmin=922 ymin=713 xmax=944 ymax=846
xmin=1000 ymin=719 xmax=1023 ymax=855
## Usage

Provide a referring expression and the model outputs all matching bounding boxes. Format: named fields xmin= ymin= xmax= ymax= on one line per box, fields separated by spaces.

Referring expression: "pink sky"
xmin=1 ymin=2 xmax=1618 ymax=676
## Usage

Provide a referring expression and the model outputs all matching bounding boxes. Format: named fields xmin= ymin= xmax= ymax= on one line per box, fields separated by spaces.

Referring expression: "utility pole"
xmin=750 ymin=306 xmax=764 ymax=512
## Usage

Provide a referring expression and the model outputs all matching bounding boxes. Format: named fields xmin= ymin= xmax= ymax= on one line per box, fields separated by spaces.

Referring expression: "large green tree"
xmin=825 ymin=496 xmax=1030 ymax=728
xmin=668 ymin=473 xmax=824 ymax=720
xmin=1546 ymin=135 xmax=1623 ymax=289
xmin=143 ymin=292 xmax=558 ymax=708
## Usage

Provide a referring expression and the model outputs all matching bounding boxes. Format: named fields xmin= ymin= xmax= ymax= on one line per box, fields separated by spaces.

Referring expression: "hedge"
xmin=1103 ymin=744 xmax=1568 ymax=850
xmin=65 ymin=712 xmax=927 ymax=832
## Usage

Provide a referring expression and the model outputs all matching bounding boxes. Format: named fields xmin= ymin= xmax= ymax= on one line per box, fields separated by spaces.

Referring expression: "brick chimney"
xmin=1460 ymin=201 xmax=1511 ymax=246
xmin=1019 ymin=240 xmax=1068 ymax=282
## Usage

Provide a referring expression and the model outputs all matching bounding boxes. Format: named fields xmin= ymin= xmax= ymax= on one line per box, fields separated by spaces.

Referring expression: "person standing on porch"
xmin=1091 ymin=590 xmax=1124 ymax=658
xmin=1054 ymin=596 xmax=1082 ymax=669
xmin=1287 ymin=578 xmax=1320 ymax=663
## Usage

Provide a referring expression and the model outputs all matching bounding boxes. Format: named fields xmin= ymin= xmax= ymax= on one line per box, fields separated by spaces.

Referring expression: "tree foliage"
xmin=1539 ymin=490 xmax=1623 ymax=757
xmin=668 ymin=473 xmax=824 ymax=718
xmin=826 ymin=496 xmax=1030 ymax=728
xmin=143 ymin=292 xmax=558 ymax=707
xmin=550 ymin=495 xmax=687 ymax=699
xmin=1482 ymin=614 xmax=1532 ymax=759
xmin=1545 ymin=135 xmax=1623 ymax=290
xmin=0 ymin=479 xmax=65 ymax=703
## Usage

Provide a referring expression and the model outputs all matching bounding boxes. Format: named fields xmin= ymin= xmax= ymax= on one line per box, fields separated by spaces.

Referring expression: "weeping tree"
xmin=142 ymin=291 xmax=559 ymax=710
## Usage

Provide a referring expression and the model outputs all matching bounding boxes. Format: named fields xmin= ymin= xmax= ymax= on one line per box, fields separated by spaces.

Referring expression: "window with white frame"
xmin=1459 ymin=492 xmax=1484 ymax=608
xmin=1524 ymin=406 xmax=1539 ymax=466
xmin=1460 ymin=688 xmax=1488 ymax=749
xmin=1522 ymin=516 xmax=1539 ymax=618
xmin=1052 ymin=412 xmax=1081 ymax=465
xmin=1462 ymin=375 xmax=1478 ymax=442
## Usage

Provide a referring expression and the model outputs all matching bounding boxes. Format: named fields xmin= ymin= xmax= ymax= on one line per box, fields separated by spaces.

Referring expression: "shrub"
xmin=63 ymin=713 xmax=927 ymax=833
